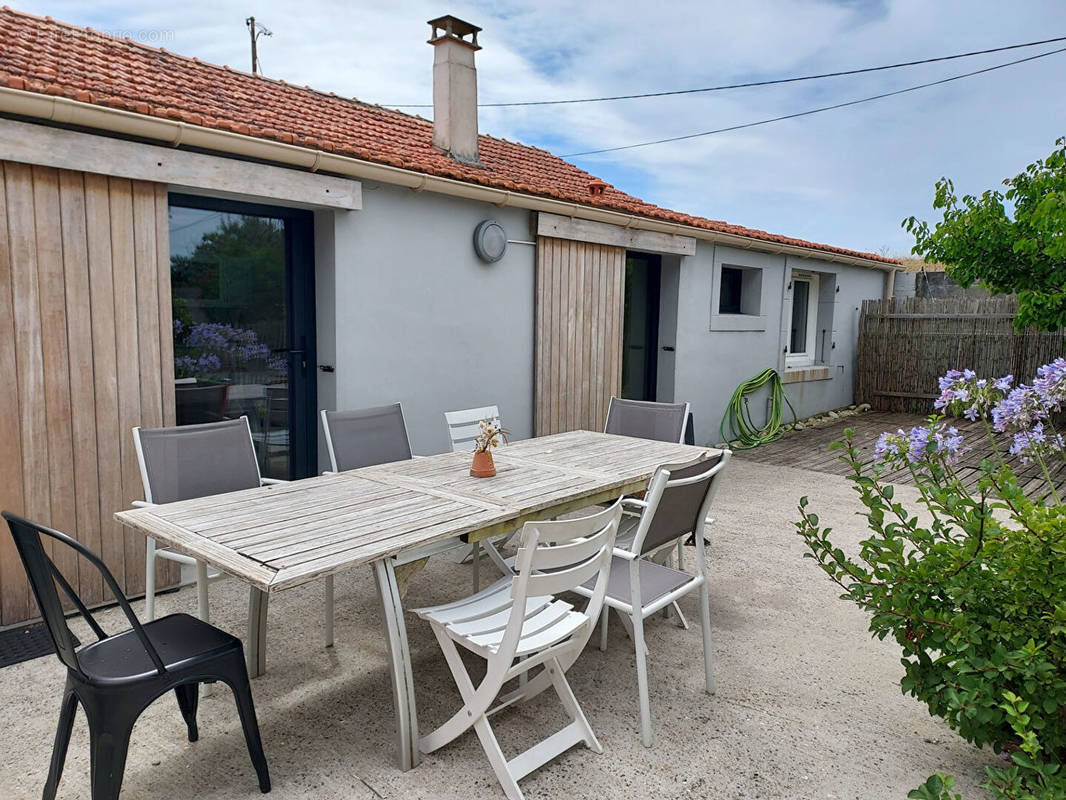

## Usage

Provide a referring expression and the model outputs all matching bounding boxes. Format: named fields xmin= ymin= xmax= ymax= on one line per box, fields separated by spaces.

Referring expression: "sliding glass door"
xmin=168 ymin=194 xmax=316 ymax=479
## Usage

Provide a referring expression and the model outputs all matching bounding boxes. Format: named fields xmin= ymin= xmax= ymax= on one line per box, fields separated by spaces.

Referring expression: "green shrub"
xmin=795 ymin=363 xmax=1066 ymax=798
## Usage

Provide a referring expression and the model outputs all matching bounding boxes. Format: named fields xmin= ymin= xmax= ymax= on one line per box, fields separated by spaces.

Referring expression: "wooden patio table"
xmin=115 ymin=430 xmax=715 ymax=771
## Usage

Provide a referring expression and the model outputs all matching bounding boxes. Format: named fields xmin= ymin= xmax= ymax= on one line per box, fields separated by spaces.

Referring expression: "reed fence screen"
xmin=856 ymin=296 xmax=1066 ymax=413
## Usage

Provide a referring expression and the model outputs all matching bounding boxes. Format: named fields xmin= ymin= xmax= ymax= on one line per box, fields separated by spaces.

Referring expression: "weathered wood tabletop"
xmin=115 ymin=430 xmax=715 ymax=593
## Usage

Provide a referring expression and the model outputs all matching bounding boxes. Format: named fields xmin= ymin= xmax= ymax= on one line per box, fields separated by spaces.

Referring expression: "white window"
xmin=787 ymin=272 xmax=819 ymax=367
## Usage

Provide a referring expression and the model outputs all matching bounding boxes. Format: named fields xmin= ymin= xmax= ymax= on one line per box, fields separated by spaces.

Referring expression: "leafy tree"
xmin=171 ymin=215 xmax=285 ymax=336
xmin=904 ymin=138 xmax=1066 ymax=331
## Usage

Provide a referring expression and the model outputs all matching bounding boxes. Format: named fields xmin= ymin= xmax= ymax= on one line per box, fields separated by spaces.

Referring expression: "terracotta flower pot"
xmin=470 ymin=450 xmax=496 ymax=478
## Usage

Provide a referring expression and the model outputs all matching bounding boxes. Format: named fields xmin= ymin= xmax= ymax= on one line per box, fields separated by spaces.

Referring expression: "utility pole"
xmin=245 ymin=16 xmax=272 ymax=75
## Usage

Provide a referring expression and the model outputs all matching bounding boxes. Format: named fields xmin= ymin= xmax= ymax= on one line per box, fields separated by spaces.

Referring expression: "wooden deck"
xmin=737 ymin=412 xmax=1066 ymax=502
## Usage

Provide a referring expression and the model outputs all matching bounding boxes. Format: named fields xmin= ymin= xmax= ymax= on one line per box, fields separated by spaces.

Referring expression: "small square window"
xmin=716 ymin=265 xmax=762 ymax=316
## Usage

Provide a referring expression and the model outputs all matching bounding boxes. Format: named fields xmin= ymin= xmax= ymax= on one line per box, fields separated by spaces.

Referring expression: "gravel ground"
xmin=0 ymin=458 xmax=995 ymax=800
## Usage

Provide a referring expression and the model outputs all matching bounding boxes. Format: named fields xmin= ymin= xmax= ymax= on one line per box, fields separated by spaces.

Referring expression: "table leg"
xmin=374 ymin=558 xmax=420 ymax=771
xmin=247 ymin=587 xmax=269 ymax=678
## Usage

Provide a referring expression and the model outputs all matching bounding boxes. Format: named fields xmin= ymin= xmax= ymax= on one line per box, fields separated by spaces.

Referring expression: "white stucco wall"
xmin=319 ymin=184 xmax=535 ymax=461
xmin=671 ymin=242 xmax=886 ymax=446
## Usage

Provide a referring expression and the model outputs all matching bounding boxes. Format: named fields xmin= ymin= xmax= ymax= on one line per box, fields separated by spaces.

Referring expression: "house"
xmin=0 ymin=8 xmax=898 ymax=627
xmin=892 ymin=257 xmax=990 ymax=300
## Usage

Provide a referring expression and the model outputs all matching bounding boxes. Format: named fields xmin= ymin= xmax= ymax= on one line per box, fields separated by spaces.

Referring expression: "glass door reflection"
xmin=169 ymin=199 xmax=314 ymax=479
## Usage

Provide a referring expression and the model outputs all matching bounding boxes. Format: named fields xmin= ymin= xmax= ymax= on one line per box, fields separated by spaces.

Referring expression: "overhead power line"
xmin=561 ymin=46 xmax=1066 ymax=157
xmin=386 ymin=34 xmax=1066 ymax=108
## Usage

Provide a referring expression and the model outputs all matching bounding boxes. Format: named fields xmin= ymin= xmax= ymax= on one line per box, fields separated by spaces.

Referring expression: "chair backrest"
xmin=174 ymin=382 xmax=230 ymax=425
xmin=133 ymin=417 xmax=262 ymax=505
xmin=321 ymin=403 xmax=413 ymax=471
xmin=604 ymin=397 xmax=691 ymax=444
xmin=2 ymin=512 xmax=165 ymax=679
xmin=444 ymin=405 xmax=501 ymax=453
xmin=264 ymin=385 xmax=288 ymax=429
xmin=499 ymin=501 xmax=622 ymax=662
xmin=631 ymin=451 xmax=732 ymax=556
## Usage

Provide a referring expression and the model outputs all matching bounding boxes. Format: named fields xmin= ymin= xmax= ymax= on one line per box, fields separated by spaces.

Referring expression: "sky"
xmin=16 ymin=0 xmax=1066 ymax=256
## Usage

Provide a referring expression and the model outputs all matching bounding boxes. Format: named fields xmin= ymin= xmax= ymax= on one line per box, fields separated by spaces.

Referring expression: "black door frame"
xmin=168 ymin=193 xmax=318 ymax=479
xmin=623 ymin=251 xmax=662 ymax=402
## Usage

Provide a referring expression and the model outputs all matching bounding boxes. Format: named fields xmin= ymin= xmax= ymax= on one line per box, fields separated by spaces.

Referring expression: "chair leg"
xmin=195 ymin=560 xmax=210 ymax=624
xmin=699 ymin=580 xmax=716 ymax=694
xmin=43 ymin=684 xmax=78 ymax=800
xmin=598 ymin=606 xmax=609 ymax=652
xmin=224 ymin=662 xmax=271 ymax=794
xmin=470 ymin=714 xmax=523 ymax=800
xmin=324 ymin=574 xmax=335 ymax=648
xmin=546 ymin=657 xmax=602 ymax=754
xmin=87 ymin=708 xmax=137 ymax=800
xmin=174 ymin=682 xmax=200 ymax=742
xmin=630 ymin=611 xmax=654 ymax=748
xmin=670 ymin=601 xmax=690 ymax=630
xmin=471 ymin=540 xmax=480 ymax=593
xmin=144 ymin=538 xmax=157 ymax=621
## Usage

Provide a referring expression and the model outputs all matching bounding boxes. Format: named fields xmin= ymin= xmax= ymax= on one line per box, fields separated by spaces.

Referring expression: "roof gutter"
xmin=0 ymin=86 xmax=896 ymax=271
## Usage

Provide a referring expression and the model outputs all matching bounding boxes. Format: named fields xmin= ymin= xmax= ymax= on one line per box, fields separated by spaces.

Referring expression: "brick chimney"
xmin=428 ymin=15 xmax=481 ymax=165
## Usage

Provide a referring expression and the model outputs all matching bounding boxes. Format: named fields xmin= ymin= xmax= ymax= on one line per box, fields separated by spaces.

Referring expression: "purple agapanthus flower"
xmin=991 ymin=384 xmax=1049 ymax=433
xmin=174 ymin=321 xmax=280 ymax=376
xmin=1008 ymin=421 xmax=1066 ymax=463
xmin=874 ymin=422 xmax=964 ymax=467
xmin=907 ymin=427 xmax=931 ymax=463
xmin=875 ymin=430 xmax=905 ymax=460
xmin=1033 ymin=358 xmax=1066 ymax=411
xmin=934 ymin=368 xmax=1010 ymax=420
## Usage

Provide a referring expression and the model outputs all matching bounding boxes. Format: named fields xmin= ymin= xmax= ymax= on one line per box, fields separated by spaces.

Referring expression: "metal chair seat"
xmin=76 ymin=613 xmax=240 ymax=683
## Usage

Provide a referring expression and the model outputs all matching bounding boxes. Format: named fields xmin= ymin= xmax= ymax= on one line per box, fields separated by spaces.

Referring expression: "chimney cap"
xmin=427 ymin=15 xmax=481 ymax=50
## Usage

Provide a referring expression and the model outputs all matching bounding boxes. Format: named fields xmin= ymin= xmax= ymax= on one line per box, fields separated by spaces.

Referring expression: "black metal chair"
xmin=2 ymin=511 xmax=271 ymax=800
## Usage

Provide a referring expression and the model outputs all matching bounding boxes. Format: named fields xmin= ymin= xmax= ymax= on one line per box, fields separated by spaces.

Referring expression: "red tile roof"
xmin=0 ymin=7 xmax=897 ymax=265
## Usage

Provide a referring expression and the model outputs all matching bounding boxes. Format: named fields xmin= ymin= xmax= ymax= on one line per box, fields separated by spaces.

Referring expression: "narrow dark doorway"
xmin=621 ymin=252 xmax=661 ymax=401
xmin=168 ymin=194 xmax=317 ymax=479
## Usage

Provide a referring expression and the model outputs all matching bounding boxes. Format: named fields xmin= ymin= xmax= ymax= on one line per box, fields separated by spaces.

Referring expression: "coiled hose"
xmin=719 ymin=368 xmax=798 ymax=450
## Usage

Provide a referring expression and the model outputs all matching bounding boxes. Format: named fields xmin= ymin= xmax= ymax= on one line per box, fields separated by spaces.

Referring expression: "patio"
xmin=0 ymin=458 xmax=994 ymax=799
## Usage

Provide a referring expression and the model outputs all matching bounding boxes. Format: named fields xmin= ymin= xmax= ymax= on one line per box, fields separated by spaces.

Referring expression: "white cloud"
xmin=17 ymin=0 xmax=1066 ymax=255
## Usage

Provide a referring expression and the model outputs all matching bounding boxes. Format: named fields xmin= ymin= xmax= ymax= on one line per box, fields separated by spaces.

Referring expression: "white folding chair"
xmin=573 ymin=451 xmax=731 ymax=747
xmin=132 ymin=417 xmax=336 ymax=653
xmin=442 ymin=404 xmax=515 ymax=585
xmin=444 ymin=404 xmax=501 ymax=453
xmin=414 ymin=501 xmax=622 ymax=800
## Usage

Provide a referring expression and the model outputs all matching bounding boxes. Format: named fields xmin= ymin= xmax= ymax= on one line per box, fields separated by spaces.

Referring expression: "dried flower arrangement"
xmin=473 ymin=419 xmax=509 ymax=453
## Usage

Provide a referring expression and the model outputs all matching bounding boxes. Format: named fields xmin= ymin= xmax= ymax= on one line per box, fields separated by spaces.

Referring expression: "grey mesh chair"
xmin=321 ymin=404 xmax=413 ymax=471
xmin=572 ymin=451 xmax=731 ymax=747
xmin=133 ymin=417 xmax=336 ymax=652
xmin=604 ymin=396 xmax=694 ymax=567
xmin=603 ymin=397 xmax=691 ymax=444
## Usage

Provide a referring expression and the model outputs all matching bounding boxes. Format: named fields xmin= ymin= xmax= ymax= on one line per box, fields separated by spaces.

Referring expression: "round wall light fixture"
xmin=473 ymin=219 xmax=507 ymax=263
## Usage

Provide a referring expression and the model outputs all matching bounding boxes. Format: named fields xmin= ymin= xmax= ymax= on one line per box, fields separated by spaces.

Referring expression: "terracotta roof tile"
xmin=0 ymin=7 xmax=898 ymax=265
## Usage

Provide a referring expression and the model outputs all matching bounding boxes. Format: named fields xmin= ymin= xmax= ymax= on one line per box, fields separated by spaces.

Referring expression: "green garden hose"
xmin=719 ymin=368 xmax=798 ymax=450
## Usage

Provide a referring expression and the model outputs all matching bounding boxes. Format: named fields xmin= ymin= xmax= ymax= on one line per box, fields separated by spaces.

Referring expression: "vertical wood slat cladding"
xmin=0 ymin=162 xmax=176 ymax=627
xmin=534 ymin=236 xmax=625 ymax=436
